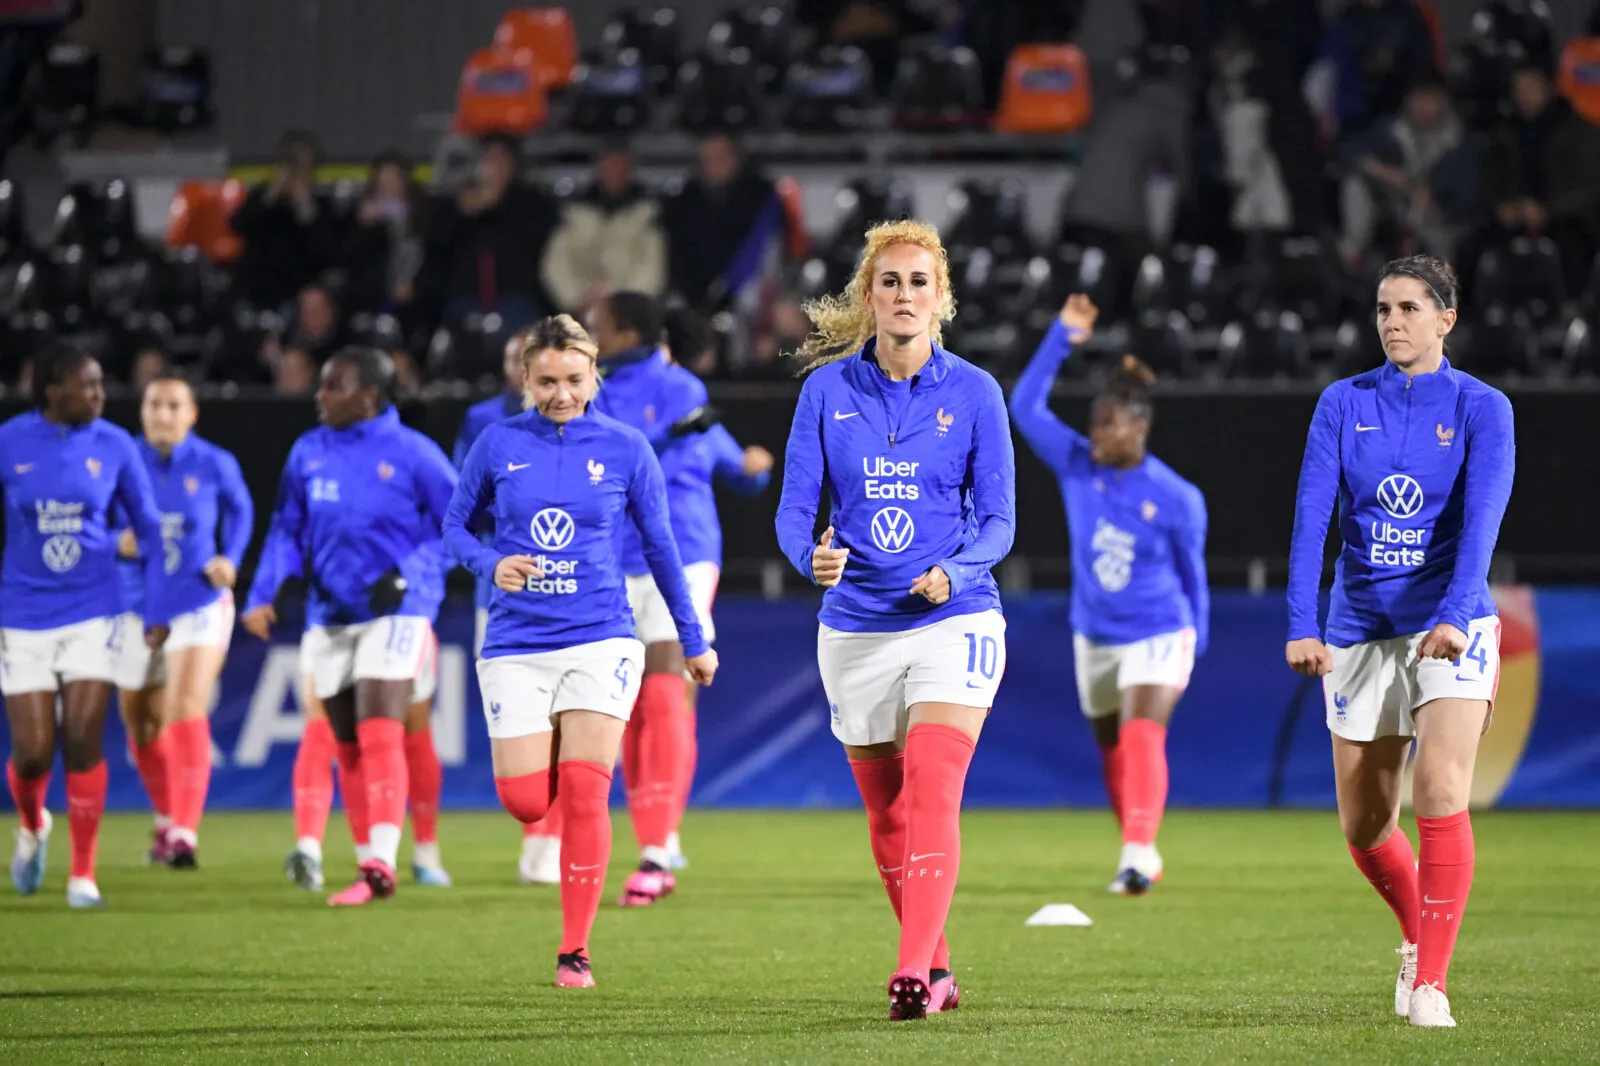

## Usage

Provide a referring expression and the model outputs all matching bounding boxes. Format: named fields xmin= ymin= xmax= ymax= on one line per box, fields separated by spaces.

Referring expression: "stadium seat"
xmin=1166 ymin=244 xmax=1234 ymax=328
xmin=993 ymin=44 xmax=1091 ymax=135
xmin=153 ymin=247 xmax=218 ymax=335
xmin=1250 ymin=237 xmax=1343 ymax=328
xmin=891 ymin=44 xmax=985 ymax=131
xmin=0 ymin=180 xmax=28 ymax=264
xmin=30 ymin=42 xmax=99 ymax=148
xmin=598 ymin=6 xmax=682 ymax=95
xmin=782 ymin=46 xmax=874 ymax=132
xmin=1558 ymin=37 xmax=1600 ymax=126
xmin=493 ymin=8 xmax=578 ymax=90
xmin=1051 ymin=243 xmax=1126 ymax=325
xmin=567 ymin=53 xmax=652 ymax=133
xmin=944 ymin=179 xmax=1031 ymax=260
xmin=1449 ymin=304 xmax=1543 ymax=377
xmin=1127 ymin=308 xmax=1199 ymax=380
xmin=825 ymin=177 xmax=914 ymax=273
xmin=1557 ymin=315 xmax=1597 ymax=377
xmin=41 ymin=244 xmax=94 ymax=331
xmin=132 ymin=46 xmax=214 ymax=132
xmin=677 ymin=50 xmax=760 ymax=133
xmin=1129 ymin=253 xmax=1170 ymax=314
xmin=1332 ymin=317 xmax=1386 ymax=377
xmin=1217 ymin=309 xmax=1311 ymax=380
xmin=166 ymin=179 xmax=243 ymax=263
xmin=706 ymin=5 xmax=792 ymax=95
xmin=1474 ymin=237 xmax=1566 ymax=325
xmin=95 ymin=177 xmax=140 ymax=263
xmin=454 ymin=46 xmax=547 ymax=136
xmin=50 ymin=183 xmax=96 ymax=248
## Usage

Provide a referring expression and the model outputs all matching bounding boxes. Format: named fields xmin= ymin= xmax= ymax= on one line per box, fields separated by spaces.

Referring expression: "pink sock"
xmin=559 ymin=760 xmax=614 ymax=956
xmin=66 ymin=762 xmax=108 ymax=880
xmin=897 ymin=724 xmax=975 ymax=976
xmin=496 ymin=769 xmax=552 ymax=824
xmin=293 ymin=717 xmax=336 ymax=843
xmin=1349 ymin=829 xmax=1421 ymax=943
xmin=850 ymin=753 xmax=950 ymax=971
xmin=1098 ymin=741 xmax=1123 ymax=831
xmin=1119 ymin=718 xmax=1168 ymax=846
xmin=7 ymin=759 xmax=49 ymax=834
xmin=1416 ymin=811 xmax=1475 ymax=993
xmin=357 ymin=718 xmax=408 ymax=846
xmin=405 ymin=727 xmax=443 ymax=845
xmin=165 ymin=718 xmax=212 ymax=835
xmin=629 ymin=674 xmax=687 ymax=855
xmin=334 ymin=741 xmax=370 ymax=848
xmin=131 ymin=733 xmax=171 ymax=821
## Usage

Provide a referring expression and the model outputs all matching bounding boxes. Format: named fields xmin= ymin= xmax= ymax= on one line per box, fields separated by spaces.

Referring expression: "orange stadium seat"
xmin=993 ymin=44 xmax=1092 ymax=135
xmin=494 ymin=7 xmax=578 ymax=90
xmin=1559 ymin=38 xmax=1600 ymax=127
xmin=166 ymin=178 xmax=242 ymax=262
xmin=454 ymin=46 xmax=547 ymax=136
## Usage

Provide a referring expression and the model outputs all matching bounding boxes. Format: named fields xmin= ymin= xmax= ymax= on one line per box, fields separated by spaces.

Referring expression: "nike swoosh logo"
xmin=1423 ymin=895 xmax=1455 ymax=905
xmin=879 ymin=865 xmax=902 ymax=873
xmin=568 ymin=863 xmax=604 ymax=872
xmin=833 ymin=411 xmax=859 ymax=421
xmin=908 ymin=852 xmax=945 ymax=863
xmin=13 ymin=464 xmax=32 ymax=473
xmin=966 ymin=680 xmax=984 ymax=689
xmin=1355 ymin=424 xmax=1380 ymax=432
xmin=1454 ymin=673 xmax=1477 ymax=682
xmin=508 ymin=462 xmax=531 ymax=472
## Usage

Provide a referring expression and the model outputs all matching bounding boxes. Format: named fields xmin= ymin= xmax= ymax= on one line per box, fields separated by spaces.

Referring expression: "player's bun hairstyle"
xmin=1102 ymin=354 xmax=1156 ymax=421
xmin=330 ymin=346 xmax=396 ymax=407
xmin=606 ymin=290 xmax=665 ymax=349
xmin=518 ymin=314 xmax=601 ymax=409
xmin=32 ymin=340 xmax=94 ymax=410
xmin=1378 ymin=254 xmax=1459 ymax=312
xmin=793 ymin=218 xmax=957 ymax=372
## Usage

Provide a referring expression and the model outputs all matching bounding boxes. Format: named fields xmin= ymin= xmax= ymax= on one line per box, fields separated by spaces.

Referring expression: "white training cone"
xmin=1025 ymin=903 xmax=1094 ymax=927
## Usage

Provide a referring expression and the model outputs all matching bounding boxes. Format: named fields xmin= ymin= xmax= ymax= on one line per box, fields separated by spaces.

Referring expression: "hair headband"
xmin=1387 ymin=267 xmax=1454 ymax=311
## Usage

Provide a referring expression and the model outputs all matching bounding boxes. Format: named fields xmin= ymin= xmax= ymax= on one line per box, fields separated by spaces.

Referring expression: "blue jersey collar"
xmin=599 ymin=345 xmax=662 ymax=372
xmin=332 ymin=406 xmax=400 ymax=440
xmin=1379 ymin=355 xmax=1455 ymax=394
xmin=855 ymin=337 xmax=952 ymax=384
xmin=139 ymin=433 xmax=195 ymax=465
xmin=526 ymin=407 xmax=596 ymax=439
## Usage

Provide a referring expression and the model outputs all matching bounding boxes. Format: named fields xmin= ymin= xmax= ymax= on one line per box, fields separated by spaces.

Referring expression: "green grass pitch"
xmin=0 ymin=810 xmax=1596 ymax=1064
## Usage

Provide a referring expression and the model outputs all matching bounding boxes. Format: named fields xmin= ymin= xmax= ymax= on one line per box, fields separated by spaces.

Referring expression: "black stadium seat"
xmin=0 ymin=179 xmax=28 ymax=265
xmin=1127 ymin=308 xmax=1199 ymax=379
xmin=567 ymin=53 xmax=653 ymax=133
xmin=706 ymin=5 xmax=792 ymax=95
xmin=944 ymin=179 xmax=1032 ymax=260
xmin=677 ymin=50 xmax=760 ymax=132
xmin=891 ymin=44 xmax=985 ymax=131
xmin=599 ymin=6 xmax=682 ymax=96
xmin=1474 ymin=237 xmax=1566 ymax=325
xmin=132 ymin=46 xmax=214 ymax=133
xmin=1250 ymin=237 xmax=1343 ymax=328
xmin=1218 ymin=309 xmax=1311 ymax=380
xmin=782 ymin=46 xmax=874 ymax=132
xmin=31 ymin=43 xmax=99 ymax=148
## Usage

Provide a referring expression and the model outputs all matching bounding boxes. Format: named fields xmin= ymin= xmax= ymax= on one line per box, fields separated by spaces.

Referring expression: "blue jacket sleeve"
xmin=1171 ymin=484 xmax=1211 ymax=658
xmin=646 ymin=373 xmax=712 ymax=455
xmin=442 ymin=432 xmax=502 ymax=579
xmin=1008 ymin=319 xmax=1089 ymax=477
xmin=1430 ymin=390 xmax=1515 ymax=632
xmin=937 ymin=374 xmax=1017 ymax=598
xmin=214 ymin=450 xmax=254 ymax=568
xmin=626 ymin=435 xmax=709 ymax=657
xmin=774 ymin=374 xmax=826 ymax=584
xmin=244 ymin=445 xmax=310 ymax=613
xmin=113 ymin=435 xmax=170 ymax=626
xmin=1287 ymin=387 xmax=1343 ymax=641
xmin=451 ymin=415 xmax=478 ymax=470
xmin=706 ymin=423 xmax=770 ymax=495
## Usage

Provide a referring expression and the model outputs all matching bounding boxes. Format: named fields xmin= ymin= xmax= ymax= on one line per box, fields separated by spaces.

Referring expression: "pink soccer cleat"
xmin=927 ymin=969 xmax=960 ymax=1015
xmin=617 ymin=863 xmax=675 ymax=907
xmin=887 ymin=967 xmax=932 ymax=1021
xmin=555 ymin=950 xmax=595 ymax=988
xmin=328 ymin=859 xmax=396 ymax=907
xmin=144 ymin=826 xmax=173 ymax=866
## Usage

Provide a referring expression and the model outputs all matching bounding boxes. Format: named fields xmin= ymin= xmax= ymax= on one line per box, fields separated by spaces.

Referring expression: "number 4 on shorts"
xmin=1456 ymin=630 xmax=1488 ymax=673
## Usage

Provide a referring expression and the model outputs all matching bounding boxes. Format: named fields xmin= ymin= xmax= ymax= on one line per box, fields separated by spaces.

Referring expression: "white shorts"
xmin=474 ymin=607 xmax=488 ymax=658
xmin=626 ymin=562 xmax=719 ymax=646
xmin=818 ymin=610 xmax=1007 ymax=746
xmin=1325 ymin=615 xmax=1502 ymax=742
xmin=0 ymin=616 xmax=122 ymax=695
xmin=113 ymin=594 xmax=236 ymax=692
xmin=300 ymin=615 xmax=433 ymax=701
xmin=412 ymin=626 xmax=438 ymax=705
xmin=475 ymin=637 xmax=645 ymax=740
xmin=1072 ymin=627 xmax=1196 ymax=719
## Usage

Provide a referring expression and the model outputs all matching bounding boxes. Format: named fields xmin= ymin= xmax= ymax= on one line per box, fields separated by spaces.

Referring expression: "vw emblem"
xmin=530 ymin=507 xmax=576 ymax=551
xmin=41 ymin=534 xmax=81 ymax=573
xmin=1376 ymin=474 xmax=1424 ymax=519
xmin=870 ymin=506 xmax=916 ymax=554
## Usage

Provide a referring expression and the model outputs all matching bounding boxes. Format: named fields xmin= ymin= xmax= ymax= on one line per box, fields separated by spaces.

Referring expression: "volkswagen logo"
xmin=1376 ymin=474 xmax=1424 ymax=519
xmin=530 ymin=507 xmax=576 ymax=551
xmin=41 ymin=534 xmax=81 ymax=573
xmin=870 ymin=506 xmax=915 ymax=554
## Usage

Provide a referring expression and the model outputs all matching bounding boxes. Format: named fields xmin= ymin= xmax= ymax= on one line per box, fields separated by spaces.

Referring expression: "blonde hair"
xmin=793 ymin=219 xmax=957 ymax=370
xmin=520 ymin=314 xmax=600 ymax=408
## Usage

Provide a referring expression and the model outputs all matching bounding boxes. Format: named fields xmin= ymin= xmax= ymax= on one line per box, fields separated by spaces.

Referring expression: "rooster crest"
xmin=587 ymin=458 xmax=605 ymax=483
xmin=935 ymin=408 xmax=954 ymax=435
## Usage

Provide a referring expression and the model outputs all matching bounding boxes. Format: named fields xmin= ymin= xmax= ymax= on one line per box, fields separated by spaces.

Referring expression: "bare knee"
xmin=1340 ymin=806 xmax=1400 ymax=850
xmin=10 ymin=752 xmax=53 ymax=779
xmin=1411 ymin=766 xmax=1471 ymax=819
xmin=60 ymin=733 xmax=103 ymax=773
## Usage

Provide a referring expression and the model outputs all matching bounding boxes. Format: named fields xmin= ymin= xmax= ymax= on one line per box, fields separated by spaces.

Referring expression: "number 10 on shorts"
xmin=964 ymin=632 xmax=998 ymax=680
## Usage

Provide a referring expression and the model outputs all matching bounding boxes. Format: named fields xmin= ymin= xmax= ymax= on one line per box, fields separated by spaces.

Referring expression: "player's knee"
xmin=10 ymin=752 xmax=52 ymax=779
xmin=1341 ymin=809 xmax=1398 ymax=850
xmin=1410 ymin=771 xmax=1470 ymax=820
xmin=59 ymin=734 xmax=104 ymax=773
xmin=495 ymin=774 xmax=550 ymax=824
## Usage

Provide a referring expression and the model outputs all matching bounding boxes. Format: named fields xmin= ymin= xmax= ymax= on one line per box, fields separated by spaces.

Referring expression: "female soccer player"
xmin=113 ymin=374 xmax=253 ymax=870
xmin=444 ymin=314 xmax=716 ymax=988
xmin=1 ymin=342 xmax=171 ymax=907
xmin=1287 ymin=255 xmax=1514 ymax=1029
xmin=775 ymin=220 xmax=1016 ymax=1020
xmin=1008 ymin=295 xmax=1209 ymax=895
xmin=242 ymin=347 xmax=458 ymax=906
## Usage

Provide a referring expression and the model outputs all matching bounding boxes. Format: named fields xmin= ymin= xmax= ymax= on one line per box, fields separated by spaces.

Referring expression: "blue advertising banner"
xmin=5 ymin=588 xmax=1598 ymax=813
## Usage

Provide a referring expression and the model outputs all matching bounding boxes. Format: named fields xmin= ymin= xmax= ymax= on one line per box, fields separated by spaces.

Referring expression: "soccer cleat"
xmin=555 ymin=950 xmax=595 ymax=988
xmin=144 ymin=825 xmax=173 ymax=866
xmin=1108 ymin=867 xmax=1153 ymax=895
xmin=518 ymin=833 xmax=561 ymax=885
xmin=1395 ymin=940 xmax=1419 ymax=1017
xmin=927 ymin=969 xmax=960 ymax=1015
xmin=412 ymin=862 xmax=452 ymax=887
xmin=65 ymin=876 xmax=104 ymax=909
xmin=11 ymin=810 xmax=51 ymax=896
xmin=167 ymin=837 xmax=198 ymax=870
xmin=665 ymin=831 xmax=689 ymax=871
xmin=618 ymin=863 xmax=675 ymax=906
xmin=328 ymin=859 xmax=396 ymax=907
xmin=1109 ymin=842 xmax=1163 ymax=894
xmin=887 ymin=968 xmax=932 ymax=1021
xmin=284 ymin=847 xmax=324 ymax=892
xmin=1407 ymin=982 xmax=1456 ymax=1028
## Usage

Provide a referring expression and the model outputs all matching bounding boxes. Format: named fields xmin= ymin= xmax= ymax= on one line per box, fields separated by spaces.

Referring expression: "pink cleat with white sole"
xmin=927 ymin=969 xmax=960 ymax=1014
xmin=887 ymin=967 xmax=932 ymax=1021
xmin=328 ymin=859 xmax=396 ymax=907
xmin=618 ymin=863 xmax=675 ymax=906
xmin=555 ymin=950 xmax=595 ymax=988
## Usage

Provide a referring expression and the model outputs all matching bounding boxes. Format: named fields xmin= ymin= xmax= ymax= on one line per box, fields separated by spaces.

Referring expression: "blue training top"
xmin=454 ymin=390 xmax=526 ymax=610
xmin=1009 ymin=320 xmax=1210 ymax=654
xmin=1287 ymin=357 xmax=1515 ymax=646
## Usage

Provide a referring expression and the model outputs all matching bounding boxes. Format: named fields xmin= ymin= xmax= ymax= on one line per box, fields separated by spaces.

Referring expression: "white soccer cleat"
xmin=1407 ymin=982 xmax=1456 ymax=1027
xmin=519 ymin=833 xmax=561 ymax=885
xmin=1107 ymin=842 xmax=1163 ymax=894
xmin=1394 ymin=940 xmax=1418 ymax=1016
xmin=66 ymin=876 xmax=104 ymax=909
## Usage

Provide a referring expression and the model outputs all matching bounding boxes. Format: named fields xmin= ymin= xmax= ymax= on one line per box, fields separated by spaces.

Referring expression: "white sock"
xmin=354 ymin=843 xmax=374 ymax=864
xmin=368 ymin=823 xmax=401 ymax=868
xmin=1118 ymin=842 xmax=1162 ymax=876
xmin=169 ymin=827 xmax=197 ymax=847
xmin=641 ymin=844 xmax=673 ymax=869
xmin=154 ymin=813 xmax=174 ymax=831
xmin=666 ymin=831 xmax=682 ymax=856
xmin=296 ymin=836 xmax=323 ymax=863
xmin=412 ymin=841 xmax=441 ymax=870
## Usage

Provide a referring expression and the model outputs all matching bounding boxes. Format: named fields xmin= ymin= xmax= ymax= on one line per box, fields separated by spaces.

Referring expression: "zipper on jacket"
xmin=1393 ymin=375 xmax=1414 ymax=470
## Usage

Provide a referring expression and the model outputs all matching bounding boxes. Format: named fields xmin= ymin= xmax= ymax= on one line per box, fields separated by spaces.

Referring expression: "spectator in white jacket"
xmin=540 ymin=141 xmax=667 ymax=314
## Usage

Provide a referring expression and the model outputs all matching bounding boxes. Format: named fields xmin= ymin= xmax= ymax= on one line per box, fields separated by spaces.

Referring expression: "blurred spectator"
xmin=663 ymin=133 xmax=783 ymax=315
xmin=1339 ymin=75 xmax=1480 ymax=264
xmin=390 ymin=348 xmax=424 ymax=399
xmin=419 ymin=133 xmax=557 ymax=331
xmin=231 ymin=129 xmax=337 ymax=311
xmin=344 ymin=152 xmax=428 ymax=316
xmin=540 ymin=140 xmax=666 ymax=315
xmin=284 ymin=283 xmax=347 ymax=366
xmin=1471 ymin=64 xmax=1600 ymax=295
xmin=1308 ymin=0 xmax=1436 ymax=143
xmin=746 ymin=294 xmax=812 ymax=380
xmin=129 ymin=347 xmax=170 ymax=393
xmin=274 ymin=347 xmax=315 ymax=395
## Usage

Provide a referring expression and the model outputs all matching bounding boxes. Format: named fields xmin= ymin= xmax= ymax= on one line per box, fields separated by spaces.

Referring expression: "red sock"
xmin=293 ymin=717 xmax=336 ymax=843
xmin=620 ymin=715 xmax=641 ymax=797
xmin=525 ymin=790 xmax=564 ymax=837
xmin=1098 ymin=741 xmax=1124 ymax=831
xmin=1416 ymin=811 xmax=1475 ymax=993
xmin=629 ymin=674 xmax=687 ymax=855
xmin=131 ymin=733 xmax=171 ymax=821
xmin=673 ymin=700 xmax=698 ymax=834
xmin=851 ymin=753 xmax=951 ymax=971
xmin=66 ymin=762 xmax=108 ymax=880
xmin=1119 ymin=718 xmax=1168 ymax=846
xmin=558 ymin=760 xmax=614 ymax=956
xmin=165 ymin=717 xmax=211 ymax=835
xmin=405 ymin=727 xmax=443 ymax=845
xmin=1349 ymin=828 xmax=1420 ymax=943
xmin=357 ymin=718 xmax=408 ymax=834
xmin=495 ymin=769 xmax=552 ymax=824
xmin=334 ymin=740 xmax=370 ymax=847
xmin=7 ymin=760 xmax=50 ymax=833
xmin=898 ymin=724 xmax=975 ymax=976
